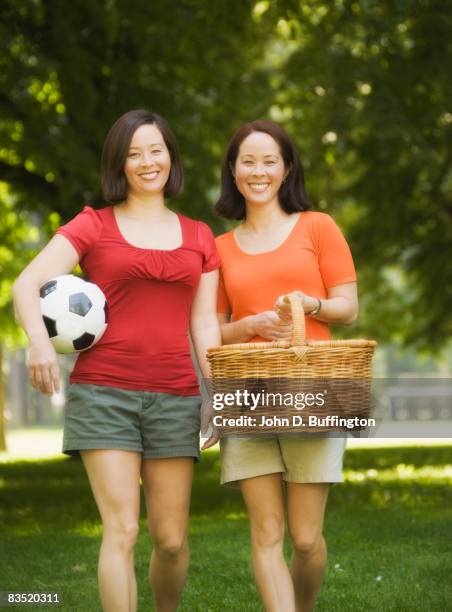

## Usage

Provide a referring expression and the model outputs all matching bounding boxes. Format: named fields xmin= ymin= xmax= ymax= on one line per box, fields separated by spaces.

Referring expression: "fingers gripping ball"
xmin=40 ymin=274 xmax=108 ymax=354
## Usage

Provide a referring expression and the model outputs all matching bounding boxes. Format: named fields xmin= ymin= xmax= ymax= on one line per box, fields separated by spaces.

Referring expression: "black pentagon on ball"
xmin=40 ymin=279 xmax=58 ymax=298
xmin=73 ymin=332 xmax=96 ymax=351
xmin=42 ymin=315 xmax=58 ymax=338
xmin=69 ymin=292 xmax=93 ymax=317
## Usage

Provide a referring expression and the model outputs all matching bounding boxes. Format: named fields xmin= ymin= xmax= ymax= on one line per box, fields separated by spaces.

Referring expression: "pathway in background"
xmin=1 ymin=428 xmax=452 ymax=462
xmin=1 ymin=428 xmax=63 ymax=461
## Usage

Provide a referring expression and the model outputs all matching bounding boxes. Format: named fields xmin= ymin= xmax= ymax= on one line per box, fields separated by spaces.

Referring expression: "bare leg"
xmin=81 ymin=450 xmax=142 ymax=612
xmin=287 ymin=483 xmax=330 ymax=612
xmin=141 ymin=457 xmax=193 ymax=612
xmin=240 ymin=474 xmax=295 ymax=612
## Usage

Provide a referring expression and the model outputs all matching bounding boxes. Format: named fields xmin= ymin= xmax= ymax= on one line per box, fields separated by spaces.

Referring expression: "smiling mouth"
xmin=248 ymin=183 xmax=270 ymax=192
xmin=139 ymin=171 xmax=159 ymax=181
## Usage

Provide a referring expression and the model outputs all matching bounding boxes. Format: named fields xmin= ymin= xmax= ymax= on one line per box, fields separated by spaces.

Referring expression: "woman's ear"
xmin=285 ymin=163 xmax=293 ymax=179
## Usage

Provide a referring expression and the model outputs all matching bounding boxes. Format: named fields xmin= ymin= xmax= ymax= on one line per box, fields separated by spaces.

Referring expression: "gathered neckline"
xmin=109 ymin=206 xmax=185 ymax=252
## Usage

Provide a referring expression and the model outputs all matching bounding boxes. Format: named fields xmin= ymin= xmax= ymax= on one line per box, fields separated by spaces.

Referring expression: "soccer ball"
xmin=40 ymin=274 xmax=108 ymax=354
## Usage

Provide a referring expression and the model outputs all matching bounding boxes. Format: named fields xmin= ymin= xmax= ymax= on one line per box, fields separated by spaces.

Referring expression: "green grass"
xmin=1 ymin=446 xmax=451 ymax=611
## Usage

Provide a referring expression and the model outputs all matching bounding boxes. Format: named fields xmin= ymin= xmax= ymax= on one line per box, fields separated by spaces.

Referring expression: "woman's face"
xmin=124 ymin=124 xmax=171 ymax=197
xmin=233 ymin=131 xmax=287 ymax=207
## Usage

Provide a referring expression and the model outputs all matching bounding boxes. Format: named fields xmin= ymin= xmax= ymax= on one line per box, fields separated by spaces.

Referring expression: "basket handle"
xmin=283 ymin=292 xmax=306 ymax=346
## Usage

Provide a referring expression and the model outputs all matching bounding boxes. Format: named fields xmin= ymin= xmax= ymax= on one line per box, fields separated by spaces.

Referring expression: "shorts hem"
xmin=63 ymin=438 xmax=143 ymax=456
xmin=221 ymin=467 xmax=284 ymax=487
xmin=284 ymin=471 xmax=344 ymax=483
xmin=143 ymin=446 xmax=199 ymax=461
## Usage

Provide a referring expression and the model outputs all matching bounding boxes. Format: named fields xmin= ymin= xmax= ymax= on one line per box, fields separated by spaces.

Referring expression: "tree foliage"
xmin=0 ymin=0 xmax=274 ymax=223
xmin=260 ymin=0 xmax=452 ymax=350
xmin=0 ymin=0 xmax=451 ymax=351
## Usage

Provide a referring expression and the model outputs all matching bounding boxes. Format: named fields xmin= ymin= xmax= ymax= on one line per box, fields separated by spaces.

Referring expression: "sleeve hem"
xmin=202 ymin=261 xmax=221 ymax=273
xmin=325 ymin=276 xmax=357 ymax=289
xmin=55 ymin=229 xmax=84 ymax=258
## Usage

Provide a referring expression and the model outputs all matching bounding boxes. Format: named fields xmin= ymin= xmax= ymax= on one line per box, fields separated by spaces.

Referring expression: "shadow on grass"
xmin=1 ymin=445 xmax=451 ymax=611
xmin=0 ymin=445 xmax=451 ymax=533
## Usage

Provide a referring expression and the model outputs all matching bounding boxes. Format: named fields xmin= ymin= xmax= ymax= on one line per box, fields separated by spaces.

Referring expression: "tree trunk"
xmin=0 ymin=342 xmax=6 ymax=451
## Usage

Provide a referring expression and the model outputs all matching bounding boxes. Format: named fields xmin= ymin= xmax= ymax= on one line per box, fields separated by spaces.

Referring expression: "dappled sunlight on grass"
xmin=343 ymin=444 xmax=452 ymax=469
xmin=1 ymin=444 xmax=451 ymax=611
xmin=5 ymin=519 xmax=44 ymax=536
xmin=344 ymin=464 xmax=452 ymax=483
xmin=225 ymin=512 xmax=247 ymax=520
xmin=72 ymin=523 xmax=103 ymax=538
xmin=1 ymin=446 xmax=451 ymax=529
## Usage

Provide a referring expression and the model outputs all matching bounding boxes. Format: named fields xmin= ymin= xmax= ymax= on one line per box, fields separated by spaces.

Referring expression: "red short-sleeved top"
xmin=216 ymin=211 xmax=356 ymax=342
xmin=56 ymin=205 xmax=220 ymax=395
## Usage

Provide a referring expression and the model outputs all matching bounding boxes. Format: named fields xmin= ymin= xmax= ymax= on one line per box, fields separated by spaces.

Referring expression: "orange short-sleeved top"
xmin=216 ymin=211 xmax=356 ymax=342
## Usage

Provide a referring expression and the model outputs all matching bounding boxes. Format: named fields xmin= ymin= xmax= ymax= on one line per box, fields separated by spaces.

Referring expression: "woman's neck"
xmin=242 ymin=201 xmax=290 ymax=231
xmin=120 ymin=192 xmax=169 ymax=219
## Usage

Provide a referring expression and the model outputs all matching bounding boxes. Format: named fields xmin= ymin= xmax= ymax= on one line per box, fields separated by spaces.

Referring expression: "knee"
xmin=104 ymin=519 xmax=140 ymax=552
xmin=153 ymin=532 xmax=187 ymax=560
xmin=252 ymin=514 xmax=285 ymax=550
xmin=291 ymin=532 xmax=325 ymax=559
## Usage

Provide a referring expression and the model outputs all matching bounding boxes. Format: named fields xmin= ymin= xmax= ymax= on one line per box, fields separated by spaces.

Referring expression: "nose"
xmin=141 ymin=151 xmax=155 ymax=167
xmin=251 ymin=162 xmax=266 ymax=176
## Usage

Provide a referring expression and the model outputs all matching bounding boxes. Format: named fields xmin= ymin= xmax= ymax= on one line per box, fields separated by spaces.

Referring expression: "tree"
xmin=259 ymin=0 xmax=452 ymax=350
xmin=0 ymin=0 xmax=274 ymax=226
xmin=1 ymin=0 xmax=451 ymax=352
xmin=0 ymin=0 xmax=278 ymax=445
xmin=0 ymin=190 xmax=40 ymax=450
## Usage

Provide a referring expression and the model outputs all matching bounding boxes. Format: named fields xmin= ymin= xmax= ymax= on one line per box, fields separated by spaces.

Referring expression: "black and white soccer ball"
xmin=40 ymin=274 xmax=108 ymax=354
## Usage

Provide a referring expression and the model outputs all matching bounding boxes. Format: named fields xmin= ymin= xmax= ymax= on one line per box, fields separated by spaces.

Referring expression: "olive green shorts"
xmin=63 ymin=384 xmax=202 ymax=460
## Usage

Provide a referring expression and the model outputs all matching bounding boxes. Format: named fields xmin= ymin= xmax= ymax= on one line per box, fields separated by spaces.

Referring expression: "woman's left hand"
xmin=201 ymin=430 xmax=220 ymax=450
xmin=201 ymin=415 xmax=220 ymax=450
xmin=274 ymin=291 xmax=319 ymax=320
xmin=200 ymin=396 xmax=220 ymax=450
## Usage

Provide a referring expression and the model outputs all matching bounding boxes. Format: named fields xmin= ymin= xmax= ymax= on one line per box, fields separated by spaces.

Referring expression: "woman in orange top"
xmin=214 ymin=120 xmax=358 ymax=612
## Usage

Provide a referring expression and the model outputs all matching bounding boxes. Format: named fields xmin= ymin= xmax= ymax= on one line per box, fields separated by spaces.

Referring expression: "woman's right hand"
xmin=28 ymin=338 xmax=60 ymax=395
xmin=250 ymin=311 xmax=292 ymax=341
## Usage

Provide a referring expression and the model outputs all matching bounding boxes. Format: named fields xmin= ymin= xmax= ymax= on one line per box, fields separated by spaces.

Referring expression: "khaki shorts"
xmin=220 ymin=434 xmax=347 ymax=486
xmin=63 ymin=383 xmax=201 ymax=460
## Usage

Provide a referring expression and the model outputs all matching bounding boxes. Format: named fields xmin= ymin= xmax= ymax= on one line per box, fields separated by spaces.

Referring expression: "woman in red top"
xmin=13 ymin=109 xmax=220 ymax=612
xmin=214 ymin=120 xmax=358 ymax=612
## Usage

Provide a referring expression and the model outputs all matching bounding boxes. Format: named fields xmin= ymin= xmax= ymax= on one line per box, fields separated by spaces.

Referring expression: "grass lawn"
xmin=1 ymin=445 xmax=451 ymax=611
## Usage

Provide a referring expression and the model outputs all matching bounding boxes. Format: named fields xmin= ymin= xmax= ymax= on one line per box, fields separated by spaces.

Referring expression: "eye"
xmin=128 ymin=152 xmax=139 ymax=158
xmin=265 ymin=160 xmax=276 ymax=165
xmin=243 ymin=160 xmax=254 ymax=166
xmin=151 ymin=149 xmax=162 ymax=155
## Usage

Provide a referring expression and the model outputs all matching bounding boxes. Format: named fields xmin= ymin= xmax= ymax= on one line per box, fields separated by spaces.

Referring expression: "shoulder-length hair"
xmin=101 ymin=109 xmax=183 ymax=203
xmin=214 ymin=120 xmax=310 ymax=220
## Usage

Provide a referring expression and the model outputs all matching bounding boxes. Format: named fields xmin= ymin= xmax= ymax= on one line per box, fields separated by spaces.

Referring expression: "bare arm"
xmin=218 ymin=282 xmax=357 ymax=345
xmin=190 ymin=269 xmax=222 ymax=379
xmin=12 ymin=235 xmax=80 ymax=394
xmin=276 ymin=282 xmax=359 ymax=326
xmin=190 ymin=269 xmax=222 ymax=450
xmin=218 ymin=311 xmax=293 ymax=344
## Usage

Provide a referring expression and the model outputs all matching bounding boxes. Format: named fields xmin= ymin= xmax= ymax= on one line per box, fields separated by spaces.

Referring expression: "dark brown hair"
xmin=101 ymin=109 xmax=183 ymax=202
xmin=214 ymin=120 xmax=310 ymax=220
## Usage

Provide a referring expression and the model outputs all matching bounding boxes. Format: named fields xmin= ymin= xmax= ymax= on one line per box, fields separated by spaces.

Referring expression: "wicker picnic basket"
xmin=207 ymin=293 xmax=377 ymax=434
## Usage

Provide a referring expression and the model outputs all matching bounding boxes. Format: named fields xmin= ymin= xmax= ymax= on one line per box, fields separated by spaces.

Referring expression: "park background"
xmin=0 ymin=0 xmax=451 ymax=610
